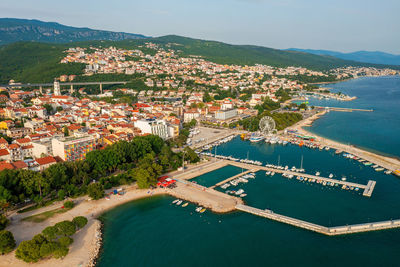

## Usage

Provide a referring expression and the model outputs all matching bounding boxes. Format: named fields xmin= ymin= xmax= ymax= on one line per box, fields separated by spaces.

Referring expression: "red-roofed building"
xmin=12 ymin=160 xmax=28 ymax=170
xmin=0 ymin=162 xmax=14 ymax=171
xmin=0 ymin=138 xmax=8 ymax=149
xmin=35 ymin=156 xmax=57 ymax=171
xmin=0 ymin=149 xmax=10 ymax=161
xmin=51 ymin=95 xmax=73 ymax=103
xmin=134 ymin=103 xmax=152 ymax=112
xmin=16 ymin=138 xmax=32 ymax=147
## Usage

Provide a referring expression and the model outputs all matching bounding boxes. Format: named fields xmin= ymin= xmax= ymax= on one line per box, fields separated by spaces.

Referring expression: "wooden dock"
xmin=236 ymin=204 xmax=400 ymax=236
xmin=363 ymin=180 xmax=376 ymax=197
xmin=209 ymin=169 xmax=256 ymax=189
xmin=225 ymin=160 xmax=376 ymax=197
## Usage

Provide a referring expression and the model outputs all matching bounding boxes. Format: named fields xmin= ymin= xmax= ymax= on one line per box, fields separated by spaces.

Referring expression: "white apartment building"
xmin=134 ymin=119 xmax=169 ymax=139
xmin=215 ymin=109 xmax=238 ymax=121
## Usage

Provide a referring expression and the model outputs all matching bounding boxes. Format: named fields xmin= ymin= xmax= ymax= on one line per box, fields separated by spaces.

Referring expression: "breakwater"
xmin=236 ymin=204 xmax=400 ymax=236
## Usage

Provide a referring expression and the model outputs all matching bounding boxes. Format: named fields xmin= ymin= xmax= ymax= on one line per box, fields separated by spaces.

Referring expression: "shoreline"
xmin=0 ymin=188 xmax=166 ymax=267
xmin=0 ymin=160 xmax=242 ymax=267
xmin=291 ymin=110 xmax=400 ymax=172
xmin=309 ymin=74 xmax=400 ymax=86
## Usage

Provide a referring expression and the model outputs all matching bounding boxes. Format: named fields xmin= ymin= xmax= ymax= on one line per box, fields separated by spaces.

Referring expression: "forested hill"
xmin=0 ymin=18 xmax=147 ymax=46
xmin=1 ymin=35 xmax=399 ymax=84
xmin=149 ymin=35 xmax=358 ymax=70
xmin=147 ymin=35 xmax=400 ymax=71
xmin=0 ymin=42 xmax=85 ymax=84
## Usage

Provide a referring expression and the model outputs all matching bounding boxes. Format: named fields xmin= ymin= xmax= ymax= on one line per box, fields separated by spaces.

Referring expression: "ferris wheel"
xmin=259 ymin=116 xmax=276 ymax=135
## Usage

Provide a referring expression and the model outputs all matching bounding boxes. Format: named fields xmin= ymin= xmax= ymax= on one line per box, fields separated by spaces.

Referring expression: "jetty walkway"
xmin=225 ymin=160 xmax=376 ymax=197
xmin=209 ymin=169 xmax=256 ymax=189
xmin=316 ymin=106 xmax=373 ymax=112
xmin=236 ymin=204 xmax=400 ymax=236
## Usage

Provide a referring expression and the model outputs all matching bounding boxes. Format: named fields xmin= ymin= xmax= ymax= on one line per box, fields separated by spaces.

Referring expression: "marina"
xmin=199 ymin=158 xmax=376 ymax=197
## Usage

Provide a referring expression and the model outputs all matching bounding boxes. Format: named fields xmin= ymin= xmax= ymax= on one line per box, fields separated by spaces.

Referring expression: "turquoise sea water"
xmin=97 ymin=77 xmax=400 ymax=267
xmin=306 ymin=76 xmax=400 ymax=159
xmin=190 ymin=165 xmax=242 ymax=187
xmin=97 ymin=137 xmax=400 ymax=267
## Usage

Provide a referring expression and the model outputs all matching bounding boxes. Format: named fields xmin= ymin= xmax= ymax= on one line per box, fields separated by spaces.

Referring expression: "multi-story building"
xmin=6 ymin=127 xmax=32 ymax=139
xmin=52 ymin=135 xmax=96 ymax=161
xmin=134 ymin=119 xmax=169 ymax=139
xmin=32 ymin=140 xmax=53 ymax=158
xmin=215 ymin=109 xmax=238 ymax=121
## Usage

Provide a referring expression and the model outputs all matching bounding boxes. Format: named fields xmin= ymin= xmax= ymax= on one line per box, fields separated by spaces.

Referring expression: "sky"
xmin=1 ymin=0 xmax=399 ymax=54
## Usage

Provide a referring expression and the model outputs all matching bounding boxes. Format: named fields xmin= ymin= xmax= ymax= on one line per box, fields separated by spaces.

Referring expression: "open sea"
xmin=97 ymin=76 xmax=400 ymax=267
xmin=305 ymin=76 xmax=400 ymax=159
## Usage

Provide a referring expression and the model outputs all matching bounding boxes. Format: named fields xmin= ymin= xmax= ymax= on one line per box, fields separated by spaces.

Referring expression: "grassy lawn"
xmin=17 ymin=199 xmax=58 ymax=213
xmin=22 ymin=207 xmax=73 ymax=223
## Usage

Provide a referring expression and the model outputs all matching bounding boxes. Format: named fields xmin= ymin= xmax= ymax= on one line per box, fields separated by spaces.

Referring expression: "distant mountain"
xmin=287 ymin=48 xmax=400 ymax=66
xmin=0 ymin=18 xmax=148 ymax=46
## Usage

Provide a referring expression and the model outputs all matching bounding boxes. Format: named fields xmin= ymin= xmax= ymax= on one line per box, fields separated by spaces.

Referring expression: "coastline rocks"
xmin=86 ymin=220 xmax=102 ymax=267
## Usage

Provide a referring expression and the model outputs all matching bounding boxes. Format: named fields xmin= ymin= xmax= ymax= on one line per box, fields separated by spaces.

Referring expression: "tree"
xmin=58 ymin=236 xmax=73 ymax=247
xmin=43 ymin=104 xmax=53 ymax=115
xmin=130 ymin=168 xmax=153 ymax=189
xmin=143 ymin=135 xmax=164 ymax=154
xmin=54 ymin=221 xmax=76 ymax=237
xmin=57 ymin=189 xmax=65 ymax=200
xmin=0 ymin=230 xmax=15 ymax=254
xmin=63 ymin=200 xmax=74 ymax=209
xmin=42 ymin=226 xmax=58 ymax=241
xmin=63 ymin=126 xmax=69 ymax=137
xmin=72 ymin=216 xmax=88 ymax=230
xmin=87 ymin=183 xmax=104 ymax=200
xmin=44 ymin=163 xmax=69 ymax=191
xmin=203 ymin=91 xmax=212 ymax=102
xmin=16 ymin=240 xmax=42 ymax=263
xmin=39 ymin=241 xmax=58 ymax=258
xmin=53 ymin=245 xmax=68 ymax=259
xmin=188 ymin=119 xmax=197 ymax=128
xmin=19 ymin=170 xmax=49 ymax=199
xmin=0 ymin=214 xmax=9 ymax=230
xmin=183 ymin=147 xmax=200 ymax=163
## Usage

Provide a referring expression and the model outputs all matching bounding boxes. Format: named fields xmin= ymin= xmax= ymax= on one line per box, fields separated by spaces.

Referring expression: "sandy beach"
xmin=0 ymin=186 xmax=167 ymax=267
xmin=0 ymin=159 xmax=243 ymax=267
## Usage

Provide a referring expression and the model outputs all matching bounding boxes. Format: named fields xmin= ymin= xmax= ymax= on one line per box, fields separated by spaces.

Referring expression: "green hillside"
xmin=1 ymin=35 xmax=398 ymax=84
xmin=150 ymin=35 xmax=400 ymax=70
xmin=0 ymin=42 xmax=84 ymax=84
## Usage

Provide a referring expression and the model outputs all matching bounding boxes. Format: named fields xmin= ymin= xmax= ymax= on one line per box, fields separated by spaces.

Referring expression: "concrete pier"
xmin=225 ymin=160 xmax=375 ymax=196
xmin=236 ymin=204 xmax=400 ymax=236
xmin=316 ymin=106 xmax=374 ymax=112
